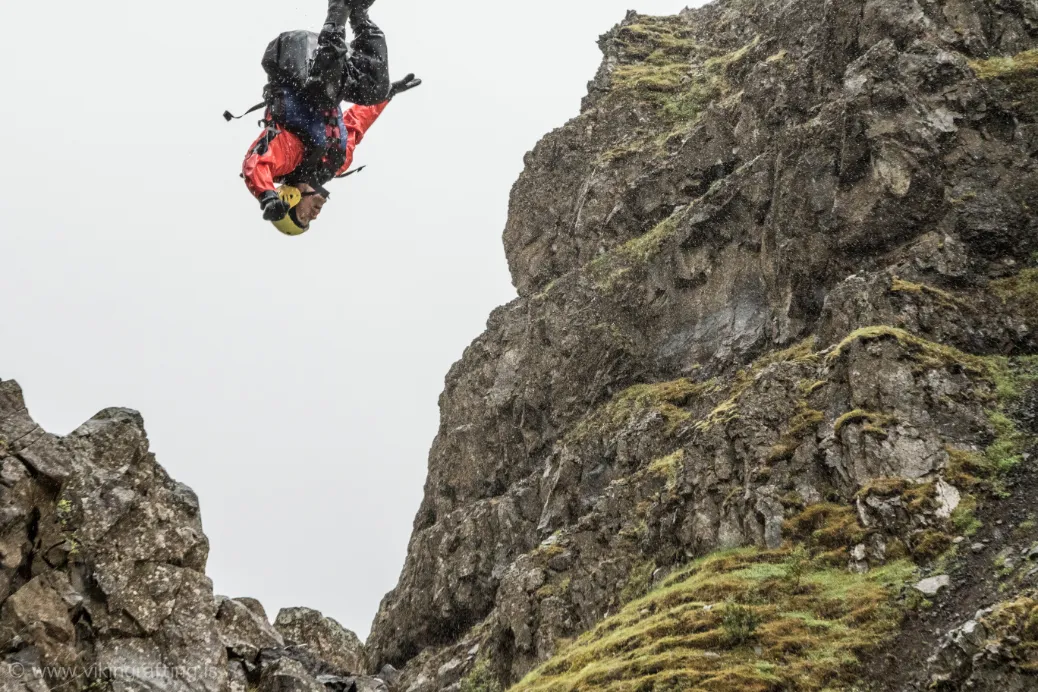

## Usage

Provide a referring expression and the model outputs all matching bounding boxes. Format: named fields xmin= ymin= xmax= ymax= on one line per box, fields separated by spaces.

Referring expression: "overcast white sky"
xmin=0 ymin=0 xmax=694 ymax=639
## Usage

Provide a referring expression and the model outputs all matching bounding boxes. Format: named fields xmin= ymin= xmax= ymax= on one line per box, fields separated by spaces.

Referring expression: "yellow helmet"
xmin=271 ymin=185 xmax=309 ymax=236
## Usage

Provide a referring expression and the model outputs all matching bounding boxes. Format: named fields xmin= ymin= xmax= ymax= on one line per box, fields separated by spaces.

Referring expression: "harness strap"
xmin=335 ymin=165 xmax=366 ymax=179
xmin=223 ymin=101 xmax=268 ymax=121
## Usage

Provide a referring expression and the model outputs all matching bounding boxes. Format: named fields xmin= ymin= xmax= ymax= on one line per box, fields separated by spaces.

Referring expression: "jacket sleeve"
xmin=242 ymin=125 xmax=307 ymax=199
xmin=336 ymin=101 xmax=389 ymax=176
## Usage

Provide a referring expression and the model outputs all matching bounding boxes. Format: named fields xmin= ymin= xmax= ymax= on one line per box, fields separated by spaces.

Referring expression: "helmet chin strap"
xmin=288 ymin=206 xmax=309 ymax=230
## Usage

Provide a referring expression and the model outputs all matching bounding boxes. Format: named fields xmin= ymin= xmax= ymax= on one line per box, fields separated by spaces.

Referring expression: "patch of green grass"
xmin=937 ymin=356 xmax=1038 ymax=490
xmin=610 ymin=23 xmax=756 ymax=126
xmin=588 ymin=209 xmax=688 ymax=289
xmin=567 ymin=377 xmax=716 ymax=444
xmin=913 ymin=530 xmax=953 ymax=561
xmin=783 ymin=504 xmax=867 ymax=563
xmin=460 ymin=657 xmax=503 ymax=692
xmin=596 ymin=19 xmax=759 ymax=165
xmin=950 ymin=494 xmax=982 ymax=537
xmin=1014 ymin=518 xmax=1038 ymax=538
xmin=981 ymin=354 xmax=1038 ymax=401
xmin=826 ymin=332 xmax=1038 ymax=459
xmin=767 ymin=404 xmax=824 ymax=461
xmin=990 ymin=268 xmax=1038 ymax=305
xmin=512 ymin=547 xmax=916 ymax=691
xmin=889 ymin=276 xmax=964 ymax=308
xmin=648 ymin=449 xmax=685 ymax=491
xmin=695 ymin=338 xmax=819 ymax=437
xmin=833 ymin=409 xmax=897 ymax=437
xmin=537 ymin=577 xmax=573 ymax=600
xmin=855 ymin=478 xmax=938 ymax=515
xmin=531 ymin=542 xmax=567 ymax=568
xmin=826 ymin=326 xmax=987 ymax=374
xmin=979 ymin=595 xmax=1038 ymax=671
xmin=614 ymin=19 xmax=702 ymax=63
xmin=621 ymin=561 xmax=658 ymax=605
xmin=986 ymin=410 xmax=1030 ymax=472
xmin=797 ymin=379 xmax=827 ymax=397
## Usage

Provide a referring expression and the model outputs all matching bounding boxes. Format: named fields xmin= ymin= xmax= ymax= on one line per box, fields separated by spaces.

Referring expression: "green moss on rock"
xmin=766 ymin=404 xmax=824 ymax=462
xmin=889 ymin=276 xmax=964 ymax=308
xmin=461 ymin=658 xmax=504 ymax=692
xmin=609 ymin=18 xmax=756 ymax=126
xmin=568 ymin=377 xmax=716 ymax=444
xmin=833 ymin=409 xmax=897 ymax=437
xmin=969 ymin=49 xmax=1038 ymax=118
xmin=783 ymin=504 xmax=867 ymax=558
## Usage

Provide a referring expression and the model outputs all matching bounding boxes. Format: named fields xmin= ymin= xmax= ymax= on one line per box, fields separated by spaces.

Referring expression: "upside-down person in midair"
xmin=236 ymin=0 xmax=421 ymax=235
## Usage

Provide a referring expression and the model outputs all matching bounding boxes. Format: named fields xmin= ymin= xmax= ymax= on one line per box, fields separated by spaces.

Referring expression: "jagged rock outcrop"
xmin=274 ymin=608 xmax=366 ymax=677
xmin=0 ymin=383 xmax=226 ymax=692
xmin=0 ymin=382 xmax=392 ymax=692
xmin=367 ymin=0 xmax=1038 ymax=688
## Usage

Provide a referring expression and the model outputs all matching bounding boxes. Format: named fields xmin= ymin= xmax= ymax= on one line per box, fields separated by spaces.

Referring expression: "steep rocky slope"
xmin=366 ymin=0 xmax=1038 ymax=688
xmin=0 ymin=384 xmax=393 ymax=692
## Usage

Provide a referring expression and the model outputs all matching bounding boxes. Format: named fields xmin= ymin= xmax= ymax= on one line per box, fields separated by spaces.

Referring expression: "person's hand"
xmin=260 ymin=190 xmax=290 ymax=222
xmin=389 ymin=74 xmax=422 ymax=98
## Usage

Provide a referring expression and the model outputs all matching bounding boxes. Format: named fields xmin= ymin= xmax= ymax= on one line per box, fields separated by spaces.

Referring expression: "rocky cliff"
xmin=365 ymin=0 xmax=1038 ymax=688
xmin=0 ymin=384 xmax=394 ymax=692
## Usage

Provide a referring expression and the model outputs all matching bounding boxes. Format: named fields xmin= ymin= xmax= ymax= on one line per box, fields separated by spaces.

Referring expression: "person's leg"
xmin=339 ymin=8 xmax=391 ymax=106
xmin=304 ymin=0 xmax=352 ymax=108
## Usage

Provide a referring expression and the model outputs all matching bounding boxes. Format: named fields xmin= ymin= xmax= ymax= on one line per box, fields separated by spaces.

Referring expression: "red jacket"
xmin=242 ymin=101 xmax=388 ymax=199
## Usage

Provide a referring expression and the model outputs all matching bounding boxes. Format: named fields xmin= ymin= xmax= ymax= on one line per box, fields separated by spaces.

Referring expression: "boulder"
xmin=274 ymin=608 xmax=366 ymax=676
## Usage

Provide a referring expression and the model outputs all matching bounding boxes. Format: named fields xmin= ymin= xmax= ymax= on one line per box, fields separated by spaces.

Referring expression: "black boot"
xmin=324 ymin=0 xmax=350 ymax=32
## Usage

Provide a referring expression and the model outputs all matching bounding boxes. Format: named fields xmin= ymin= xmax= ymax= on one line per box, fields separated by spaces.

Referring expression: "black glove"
xmin=389 ymin=74 xmax=422 ymax=98
xmin=260 ymin=191 xmax=290 ymax=222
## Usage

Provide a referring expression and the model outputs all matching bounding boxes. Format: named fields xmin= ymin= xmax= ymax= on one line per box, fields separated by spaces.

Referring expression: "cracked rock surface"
xmin=0 ymin=383 xmax=391 ymax=692
xmin=364 ymin=0 xmax=1038 ymax=688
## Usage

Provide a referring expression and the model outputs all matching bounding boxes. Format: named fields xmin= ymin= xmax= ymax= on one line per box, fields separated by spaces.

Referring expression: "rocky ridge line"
xmin=0 ymin=382 xmax=394 ymax=692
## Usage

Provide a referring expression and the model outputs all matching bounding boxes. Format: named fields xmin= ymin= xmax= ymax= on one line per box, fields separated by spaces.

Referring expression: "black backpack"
xmin=223 ymin=30 xmax=320 ymax=122
xmin=261 ymin=30 xmax=319 ymax=89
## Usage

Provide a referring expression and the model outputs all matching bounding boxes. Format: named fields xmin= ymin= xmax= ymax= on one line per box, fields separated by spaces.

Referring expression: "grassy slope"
xmin=513 ymin=548 xmax=915 ymax=691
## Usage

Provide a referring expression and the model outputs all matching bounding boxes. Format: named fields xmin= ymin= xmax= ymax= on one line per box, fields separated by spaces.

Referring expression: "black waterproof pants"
xmin=305 ymin=0 xmax=390 ymax=107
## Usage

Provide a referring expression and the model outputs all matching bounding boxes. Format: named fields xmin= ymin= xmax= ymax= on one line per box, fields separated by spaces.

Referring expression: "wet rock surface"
xmin=366 ymin=0 xmax=1038 ymax=688
xmin=0 ymin=382 xmax=394 ymax=692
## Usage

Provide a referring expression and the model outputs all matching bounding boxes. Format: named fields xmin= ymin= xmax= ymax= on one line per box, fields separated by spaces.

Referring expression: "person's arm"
xmin=242 ymin=126 xmax=307 ymax=199
xmin=344 ymin=101 xmax=388 ymax=146
xmin=335 ymin=101 xmax=389 ymax=175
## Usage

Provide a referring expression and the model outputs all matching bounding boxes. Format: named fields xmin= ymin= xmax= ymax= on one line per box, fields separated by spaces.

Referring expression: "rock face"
xmin=274 ymin=608 xmax=366 ymax=676
xmin=366 ymin=0 xmax=1038 ymax=688
xmin=0 ymin=384 xmax=226 ymax=692
xmin=0 ymin=382 xmax=392 ymax=692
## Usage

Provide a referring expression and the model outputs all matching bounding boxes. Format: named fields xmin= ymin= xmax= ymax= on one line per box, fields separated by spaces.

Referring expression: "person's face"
xmin=294 ymin=184 xmax=327 ymax=226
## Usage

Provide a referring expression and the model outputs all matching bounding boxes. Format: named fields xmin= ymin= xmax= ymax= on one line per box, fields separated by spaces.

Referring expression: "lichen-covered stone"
xmin=274 ymin=607 xmax=366 ymax=676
